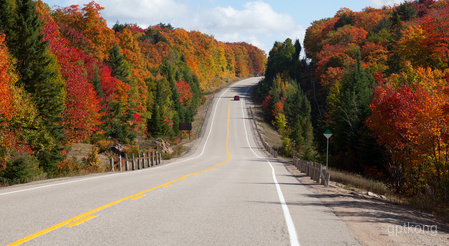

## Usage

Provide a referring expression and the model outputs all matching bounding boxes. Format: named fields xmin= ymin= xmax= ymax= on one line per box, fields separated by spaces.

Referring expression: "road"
xmin=0 ymin=78 xmax=360 ymax=245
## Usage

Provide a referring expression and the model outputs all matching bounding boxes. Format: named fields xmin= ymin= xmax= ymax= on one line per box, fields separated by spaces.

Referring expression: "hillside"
xmin=254 ymin=0 xmax=449 ymax=212
xmin=0 ymin=0 xmax=266 ymax=181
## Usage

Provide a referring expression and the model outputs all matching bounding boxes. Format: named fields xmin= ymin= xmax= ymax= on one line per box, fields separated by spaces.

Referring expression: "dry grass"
xmin=329 ymin=168 xmax=390 ymax=196
xmin=251 ymin=105 xmax=283 ymax=149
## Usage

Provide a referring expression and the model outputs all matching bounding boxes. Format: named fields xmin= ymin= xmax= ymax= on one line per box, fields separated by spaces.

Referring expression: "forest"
xmin=254 ymin=0 xmax=449 ymax=206
xmin=0 ymin=0 xmax=266 ymax=183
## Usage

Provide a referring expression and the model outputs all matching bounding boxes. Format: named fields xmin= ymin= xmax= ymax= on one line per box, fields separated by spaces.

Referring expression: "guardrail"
xmin=109 ymin=151 xmax=162 ymax=172
xmin=248 ymin=106 xmax=278 ymax=158
xmin=292 ymin=157 xmax=330 ymax=187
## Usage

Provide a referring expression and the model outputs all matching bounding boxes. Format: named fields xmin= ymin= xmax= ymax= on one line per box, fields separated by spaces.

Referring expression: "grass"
xmin=250 ymin=98 xmax=449 ymax=223
xmin=328 ymin=168 xmax=390 ymax=196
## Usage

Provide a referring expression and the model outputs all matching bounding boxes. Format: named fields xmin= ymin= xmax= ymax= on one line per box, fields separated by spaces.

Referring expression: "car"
xmin=234 ymin=95 xmax=240 ymax=101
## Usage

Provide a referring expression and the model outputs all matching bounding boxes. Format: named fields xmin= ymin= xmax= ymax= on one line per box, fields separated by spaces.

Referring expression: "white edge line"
xmin=240 ymin=82 xmax=300 ymax=246
xmin=0 ymin=81 xmax=240 ymax=197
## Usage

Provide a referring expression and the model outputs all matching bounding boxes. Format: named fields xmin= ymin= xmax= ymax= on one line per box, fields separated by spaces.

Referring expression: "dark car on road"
xmin=234 ymin=95 xmax=240 ymax=101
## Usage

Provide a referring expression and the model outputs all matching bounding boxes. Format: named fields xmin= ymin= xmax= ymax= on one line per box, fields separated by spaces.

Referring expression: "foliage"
xmin=0 ymin=154 xmax=45 ymax=184
xmin=254 ymin=40 xmax=316 ymax=160
xmin=300 ymin=1 xmax=449 ymax=203
xmin=0 ymin=0 xmax=267 ymax=182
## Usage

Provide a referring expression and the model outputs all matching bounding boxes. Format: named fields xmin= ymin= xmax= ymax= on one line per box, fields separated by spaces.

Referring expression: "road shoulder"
xmin=284 ymin=163 xmax=449 ymax=245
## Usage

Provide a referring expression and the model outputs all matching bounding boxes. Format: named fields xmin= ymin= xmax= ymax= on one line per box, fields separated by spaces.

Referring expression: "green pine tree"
xmin=328 ymin=50 xmax=377 ymax=171
xmin=107 ymin=43 xmax=129 ymax=83
xmin=148 ymin=81 xmax=166 ymax=137
xmin=92 ymin=67 xmax=104 ymax=99
xmin=4 ymin=0 xmax=66 ymax=173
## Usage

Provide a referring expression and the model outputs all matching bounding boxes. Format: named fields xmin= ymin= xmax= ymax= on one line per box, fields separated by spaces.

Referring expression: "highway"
xmin=0 ymin=77 xmax=360 ymax=245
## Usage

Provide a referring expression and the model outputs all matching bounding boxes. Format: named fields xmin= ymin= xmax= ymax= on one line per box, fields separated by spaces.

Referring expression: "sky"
xmin=41 ymin=0 xmax=407 ymax=54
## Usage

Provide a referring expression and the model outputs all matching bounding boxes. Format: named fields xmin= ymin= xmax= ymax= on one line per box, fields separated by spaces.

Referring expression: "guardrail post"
xmin=118 ymin=155 xmax=122 ymax=171
xmin=139 ymin=153 xmax=142 ymax=169
xmin=151 ymin=151 xmax=154 ymax=166
xmin=132 ymin=154 xmax=135 ymax=170
xmin=125 ymin=154 xmax=129 ymax=171
xmin=110 ymin=157 xmax=114 ymax=172
xmin=147 ymin=152 xmax=150 ymax=167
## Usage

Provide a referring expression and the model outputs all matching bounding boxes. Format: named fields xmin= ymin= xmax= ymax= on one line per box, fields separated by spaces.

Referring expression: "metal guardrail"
xmin=248 ymin=106 xmax=278 ymax=158
xmin=292 ymin=157 xmax=330 ymax=187
xmin=109 ymin=151 xmax=162 ymax=172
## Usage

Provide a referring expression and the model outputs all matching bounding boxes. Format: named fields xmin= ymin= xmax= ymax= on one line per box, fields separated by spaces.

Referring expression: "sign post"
xmin=323 ymin=129 xmax=332 ymax=170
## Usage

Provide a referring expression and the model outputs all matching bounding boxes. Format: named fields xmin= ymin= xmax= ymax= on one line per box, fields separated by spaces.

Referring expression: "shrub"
xmin=82 ymin=146 xmax=103 ymax=172
xmin=95 ymin=139 xmax=112 ymax=153
xmin=55 ymin=157 xmax=83 ymax=176
xmin=0 ymin=154 xmax=45 ymax=184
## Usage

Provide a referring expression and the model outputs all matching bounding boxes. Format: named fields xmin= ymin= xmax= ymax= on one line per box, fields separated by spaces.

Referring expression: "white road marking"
xmin=240 ymin=83 xmax=300 ymax=246
xmin=0 ymin=82 xmax=237 ymax=197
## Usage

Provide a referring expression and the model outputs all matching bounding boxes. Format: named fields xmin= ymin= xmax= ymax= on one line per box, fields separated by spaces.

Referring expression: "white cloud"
xmin=183 ymin=1 xmax=303 ymax=53
xmin=66 ymin=0 xmax=190 ymax=25
xmin=189 ymin=1 xmax=298 ymax=34
xmin=63 ymin=0 xmax=304 ymax=54
xmin=367 ymin=0 xmax=407 ymax=8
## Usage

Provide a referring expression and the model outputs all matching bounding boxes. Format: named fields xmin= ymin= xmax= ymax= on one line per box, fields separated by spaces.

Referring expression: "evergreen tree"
xmin=92 ymin=67 xmax=103 ymax=99
xmin=285 ymin=83 xmax=315 ymax=160
xmin=106 ymin=43 xmax=136 ymax=143
xmin=148 ymin=81 xmax=166 ymax=137
xmin=0 ymin=0 xmax=14 ymax=37
xmin=328 ymin=50 xmax=376 ymax=171
xmin=4 ymin=0 xmax=66 ymax=173
xmin=107 ymin=43 xmax=129 ymax=83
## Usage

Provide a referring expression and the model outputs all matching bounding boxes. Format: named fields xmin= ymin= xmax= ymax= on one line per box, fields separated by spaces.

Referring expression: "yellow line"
xmin=66 ymin=216 xmax=98 ymax=228
xmin=131 ymin=194 xmax=146 ymax=200
xmin=8 ymin=98 xmax=234 ymax=246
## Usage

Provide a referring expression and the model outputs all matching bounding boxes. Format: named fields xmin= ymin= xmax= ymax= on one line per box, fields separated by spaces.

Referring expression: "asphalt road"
xmin=0 ymin=77 xmax=360 ymax=245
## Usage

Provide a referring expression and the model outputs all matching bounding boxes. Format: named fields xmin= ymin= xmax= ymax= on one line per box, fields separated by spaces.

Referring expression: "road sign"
xmin=323 ymin=129 xmax=332 ymax=139
xmin=179 ymin=122 xmax=192 ymax=131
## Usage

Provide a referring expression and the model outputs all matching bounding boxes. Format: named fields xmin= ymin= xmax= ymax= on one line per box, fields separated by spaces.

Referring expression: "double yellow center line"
xmin=8 ymin=99 xmax=233 ymax=246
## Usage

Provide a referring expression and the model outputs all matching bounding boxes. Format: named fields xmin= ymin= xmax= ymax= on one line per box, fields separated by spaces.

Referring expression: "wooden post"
xmin=132 ymin=154 xmax=135 ymax=170
xmin=158 ymin=152 xmax=161 ymax=164
xmin=110 ymin=157 xmax=114 ymax=172
xmin=125 ymin=154 xmax=129 ymax=171
xmin=137 ymin=153 xmax=140 ymax=169
xmin=151 ymin=151 xmax=154 ymax=166
xmin=119 ymin=155 xmax=122 ymax=171
xmin=147 ymin=152 xmax=150 ymax=167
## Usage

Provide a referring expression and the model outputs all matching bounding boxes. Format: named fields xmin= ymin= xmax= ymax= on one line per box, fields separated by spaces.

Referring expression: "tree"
xmin=148 ymin=80 xmax=166 ymax=137
xmin=326 ymin=51 xmax=377 ymax=171
xmin=5 ymin=0 xmax=66 ymax=173
xmin=106 ymin=43 xmax=129 ymax=83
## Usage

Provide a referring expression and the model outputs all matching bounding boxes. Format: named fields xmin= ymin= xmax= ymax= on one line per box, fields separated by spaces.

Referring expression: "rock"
xmin=111 ymin=143 xmax=129 ymax=156
xmin=154 ymin=138 xmax=174 ymax=154
xmin=368 ymin=191 xmax=379 ymax=198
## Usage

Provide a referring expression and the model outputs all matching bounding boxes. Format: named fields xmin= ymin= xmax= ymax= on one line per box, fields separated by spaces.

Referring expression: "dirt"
xmin=284 ymin=162 xmax=449 ymax=245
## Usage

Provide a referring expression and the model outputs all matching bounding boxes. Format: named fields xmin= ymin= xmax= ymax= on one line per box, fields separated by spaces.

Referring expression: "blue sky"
xmin=41 ymin=0 xmax=406 ymax=54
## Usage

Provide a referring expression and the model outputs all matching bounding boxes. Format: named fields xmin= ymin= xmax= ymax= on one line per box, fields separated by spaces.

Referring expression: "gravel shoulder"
xmin=284 ymin=162 xmax=449 ymax=245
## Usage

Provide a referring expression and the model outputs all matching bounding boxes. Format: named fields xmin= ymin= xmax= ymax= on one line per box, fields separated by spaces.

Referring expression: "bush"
xmin=0 ymin=154 xmax=45 ymax=184
xmin=55 ymin=157 xmax=83 ymax=176
xmin=95 ymin=139 xmax=112 ymax=153
xmin=82 ymin=146 xmax=103 ymax=172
